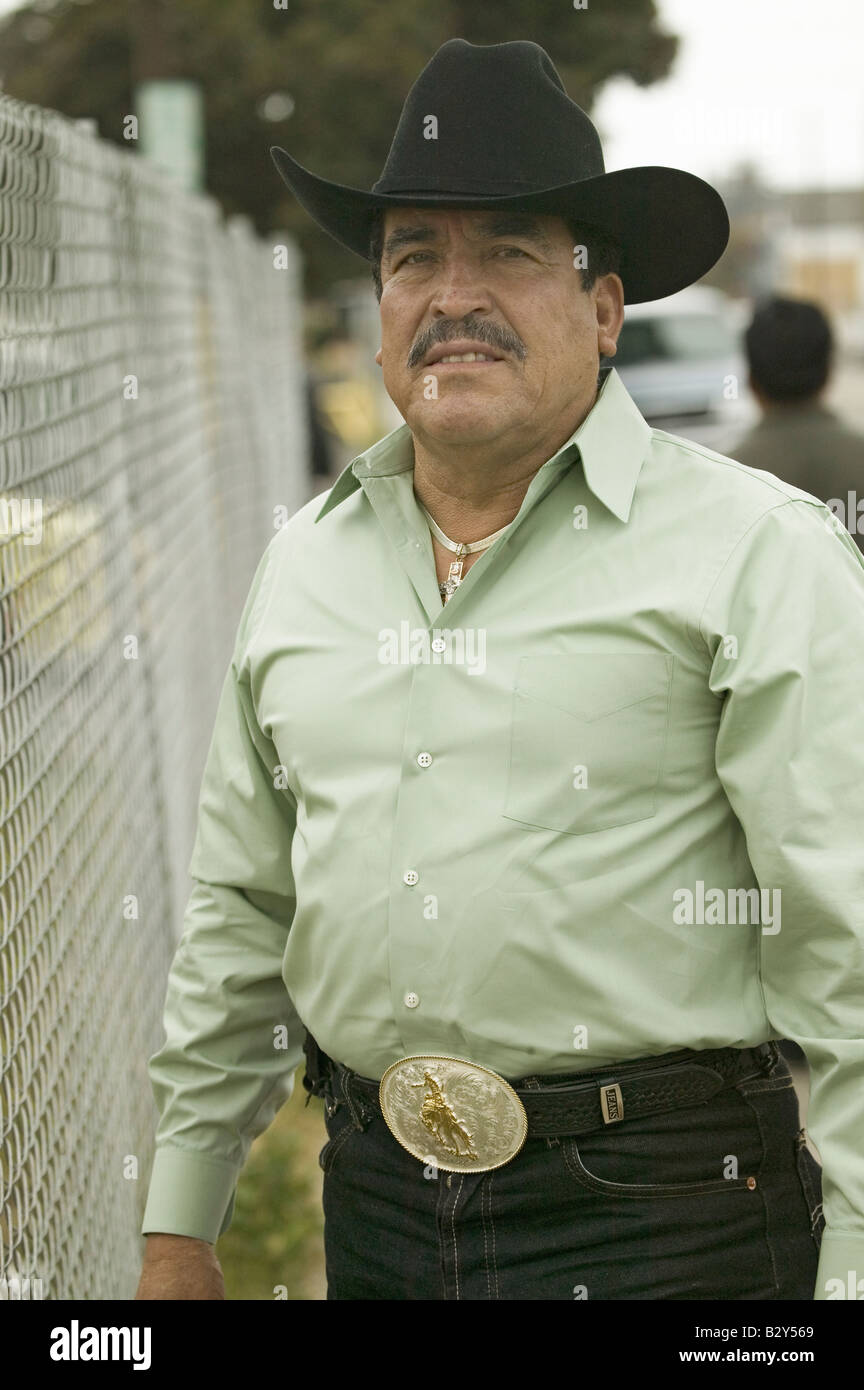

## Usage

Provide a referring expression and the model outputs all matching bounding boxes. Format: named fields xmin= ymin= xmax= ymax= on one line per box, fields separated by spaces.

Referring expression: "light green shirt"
xmin=142 ymin=366 xmax=864 ymax=1300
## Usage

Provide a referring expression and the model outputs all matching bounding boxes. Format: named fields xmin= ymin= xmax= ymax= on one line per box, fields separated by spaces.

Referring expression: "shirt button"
xmin=431 ymin=637 xmax=446 ymax=652
xmin=403 ymin=869 xmax=419 ymax=885
xmin=404 ymin=991 xmax=420 ymax=1009
xmin=417 ymin=752 xmax=432 ymax=767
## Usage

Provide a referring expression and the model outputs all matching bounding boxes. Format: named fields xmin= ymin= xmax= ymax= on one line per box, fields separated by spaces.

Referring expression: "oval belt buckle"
xmin=379 ymin=1054 xmax=528 ymax=1173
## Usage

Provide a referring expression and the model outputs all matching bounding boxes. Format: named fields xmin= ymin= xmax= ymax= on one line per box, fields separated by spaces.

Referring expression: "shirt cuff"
xmin=814 ymin=1229 xmax=864 ymax=1299
xmin=140 ymin=1146 xmax=240 ymax=1243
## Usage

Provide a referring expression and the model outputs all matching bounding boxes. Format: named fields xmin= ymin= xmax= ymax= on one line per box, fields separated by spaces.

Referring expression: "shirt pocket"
xmin=502 ymin=652 xmax=673 ymax=835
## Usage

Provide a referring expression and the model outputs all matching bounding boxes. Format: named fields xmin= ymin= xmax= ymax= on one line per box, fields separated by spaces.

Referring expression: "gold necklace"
xmin=418 ymin=503 xmax=511 ymax=602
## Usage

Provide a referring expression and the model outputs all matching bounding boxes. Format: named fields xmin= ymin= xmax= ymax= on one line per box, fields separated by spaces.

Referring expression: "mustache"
xmin=408 ymin=319 xmax=525 ymax=368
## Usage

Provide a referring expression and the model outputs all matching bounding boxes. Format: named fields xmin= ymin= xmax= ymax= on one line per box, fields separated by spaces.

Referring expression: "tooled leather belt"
xmin=305 ymin=1035 xmax=778 ymax=1138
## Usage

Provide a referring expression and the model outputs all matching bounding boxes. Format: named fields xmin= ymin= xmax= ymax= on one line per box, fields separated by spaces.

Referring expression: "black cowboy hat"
xmin=269 ymin=38 xmax=729 ymax=304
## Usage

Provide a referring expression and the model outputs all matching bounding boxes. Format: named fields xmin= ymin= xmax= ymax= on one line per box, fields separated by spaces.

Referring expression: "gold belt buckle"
xmin=379 ymin=1054 xmax=528 ymax=1172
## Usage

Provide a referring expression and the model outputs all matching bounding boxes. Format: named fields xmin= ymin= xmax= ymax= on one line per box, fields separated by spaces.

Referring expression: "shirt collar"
xmin=314 ymin=365 xmax=651 ymax=526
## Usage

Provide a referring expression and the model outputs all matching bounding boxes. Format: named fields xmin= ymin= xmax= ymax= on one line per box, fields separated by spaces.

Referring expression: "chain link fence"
xmin=0 ymin=92 xmax=309 ymax=1299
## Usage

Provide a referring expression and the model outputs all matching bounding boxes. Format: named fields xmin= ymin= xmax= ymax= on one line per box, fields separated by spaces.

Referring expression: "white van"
xmin=612 ymin=287 xmax=757 ymax=452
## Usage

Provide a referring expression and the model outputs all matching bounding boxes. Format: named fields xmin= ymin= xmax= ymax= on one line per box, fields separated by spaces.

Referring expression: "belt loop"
xmin=521 ymin=1076 xmax=559 ymax=1148
xmin=339 ymin=1067 xmax=373 ymax=1131
xmin=302 ymin=1028 xmax=334 ymax=1106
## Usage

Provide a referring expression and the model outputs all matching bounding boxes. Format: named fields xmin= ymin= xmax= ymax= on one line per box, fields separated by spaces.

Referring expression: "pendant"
xmin=440 ymin=559 xmax=463 ymax=602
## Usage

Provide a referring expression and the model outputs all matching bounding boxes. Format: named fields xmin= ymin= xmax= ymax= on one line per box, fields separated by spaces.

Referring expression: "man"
xmin=732 ymin=295 xmax=864 ymax=553
xmin=137 ymin=40 xmax=864 ymax=1301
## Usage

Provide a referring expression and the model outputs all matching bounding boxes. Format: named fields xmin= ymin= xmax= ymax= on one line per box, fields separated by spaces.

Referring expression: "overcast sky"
xmin=0 ymin=0 xmax=861 ymax=190
xmin=596 ymin=0 xmax=862 ymax=189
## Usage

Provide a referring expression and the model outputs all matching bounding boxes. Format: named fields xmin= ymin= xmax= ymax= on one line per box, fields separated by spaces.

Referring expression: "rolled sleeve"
xmin=142 ymin=536 xmax=306 ymax=1242
xmin=702 ymin=498 xmax=864 ymax=1300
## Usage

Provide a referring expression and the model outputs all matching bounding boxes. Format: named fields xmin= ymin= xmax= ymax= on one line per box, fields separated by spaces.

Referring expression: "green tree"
xmin=0 ymin=0 xmax=678 ymax=295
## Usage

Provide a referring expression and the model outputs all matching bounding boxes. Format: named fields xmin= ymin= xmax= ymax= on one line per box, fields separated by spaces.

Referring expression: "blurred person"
xmin=733 ymin=295 xmax=864 ymax=552
xmin=136 ymin=40 xmax=864 ymax=1302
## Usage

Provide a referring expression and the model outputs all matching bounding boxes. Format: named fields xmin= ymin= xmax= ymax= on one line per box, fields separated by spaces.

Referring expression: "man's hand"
xmin=135 ymin=1233 xmax=226 ymax=1300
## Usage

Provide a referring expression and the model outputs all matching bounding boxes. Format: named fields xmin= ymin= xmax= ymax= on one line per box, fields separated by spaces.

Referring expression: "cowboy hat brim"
xmin=270 ymin=145 xmax=729 ymax=304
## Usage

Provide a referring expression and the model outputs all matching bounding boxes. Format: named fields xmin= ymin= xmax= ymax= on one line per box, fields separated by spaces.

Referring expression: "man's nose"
xmin=428 ymin=256 xmax=495 ymax=316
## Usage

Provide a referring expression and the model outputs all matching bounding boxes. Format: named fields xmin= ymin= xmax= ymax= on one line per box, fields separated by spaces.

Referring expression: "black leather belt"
xmin=303 ymin=1034 xmax=779 ymax=1139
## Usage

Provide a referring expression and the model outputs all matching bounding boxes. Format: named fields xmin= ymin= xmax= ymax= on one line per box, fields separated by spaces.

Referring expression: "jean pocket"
xmin=559 ymin=1091 xmax=764 ymax=1198
xmin=318 ymin=1101 xmax=357 ymax=1176
xmin=502 ymin=652 xmax=673 ymax=835
xmin=794 ymin=1131 xmax=825 ymax=1247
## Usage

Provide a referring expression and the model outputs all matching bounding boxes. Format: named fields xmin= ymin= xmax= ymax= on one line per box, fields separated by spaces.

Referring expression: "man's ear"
xmin=375 ymin=347 xmax=382 ymax=366
xmin=596 ymin=273 xmax=625 ymax=358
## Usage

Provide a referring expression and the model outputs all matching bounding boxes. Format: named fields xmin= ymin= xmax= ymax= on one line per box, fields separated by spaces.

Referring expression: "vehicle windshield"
xmin=613 ymin=312 xmax=738 ymax=367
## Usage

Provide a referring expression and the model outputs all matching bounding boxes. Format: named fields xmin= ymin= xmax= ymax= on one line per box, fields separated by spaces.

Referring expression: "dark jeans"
xmin=317 ymin=1041 xmax=824 ymax=1300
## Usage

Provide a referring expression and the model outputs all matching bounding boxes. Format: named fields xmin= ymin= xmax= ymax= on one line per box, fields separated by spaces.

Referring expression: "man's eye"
xmin=394 ymin=246 xmax=530 ymax=269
